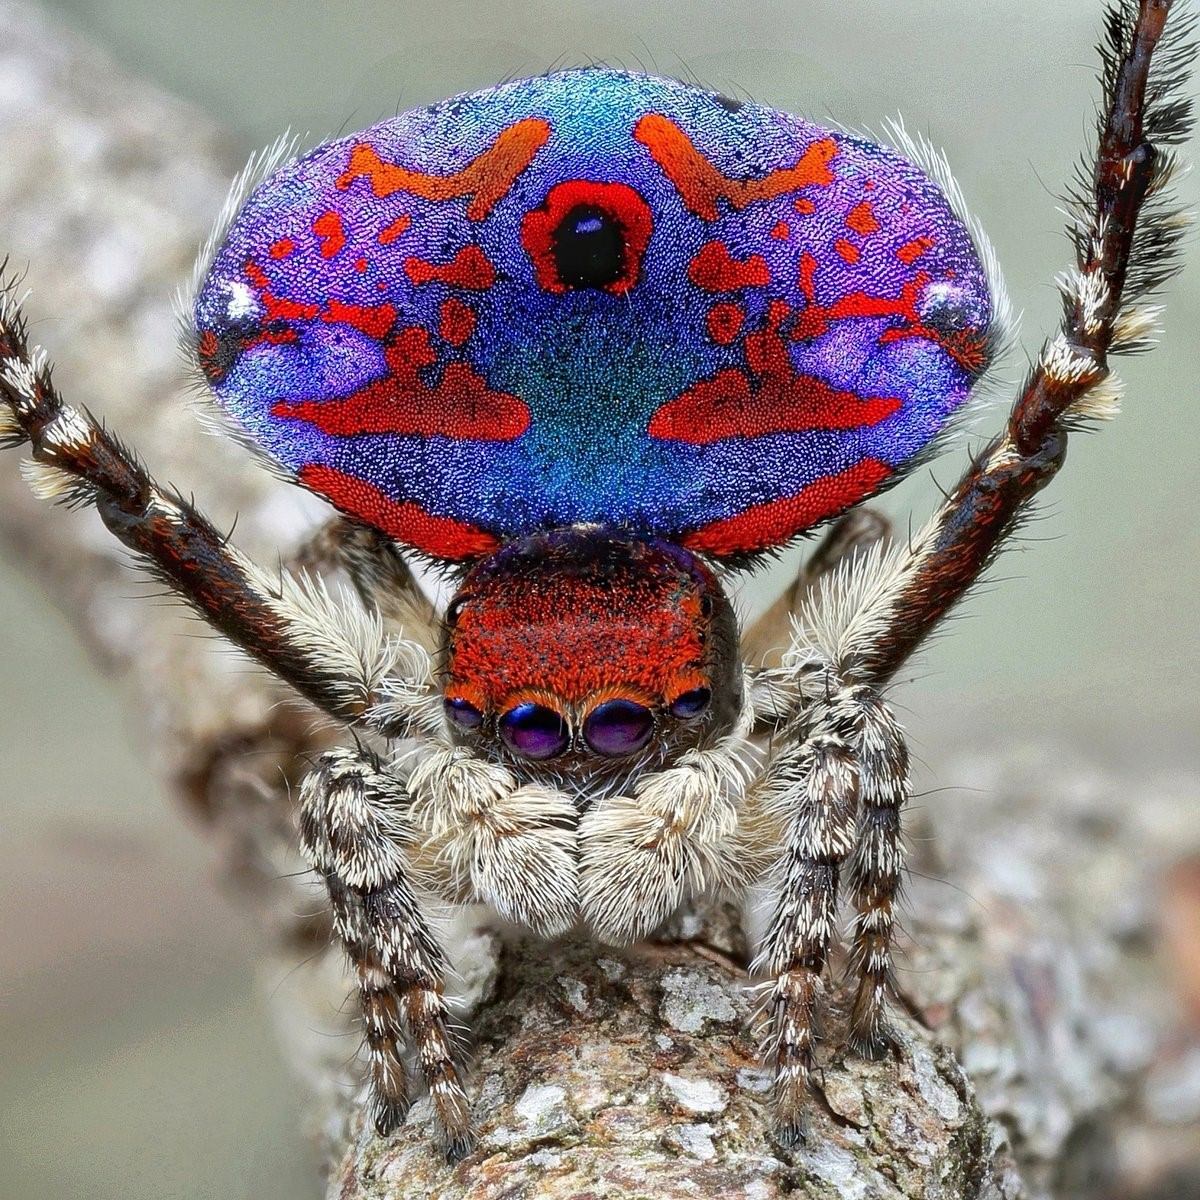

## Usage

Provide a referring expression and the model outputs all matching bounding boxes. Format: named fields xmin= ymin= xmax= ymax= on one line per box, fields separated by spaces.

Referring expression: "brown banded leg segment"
xmin=844 ymin=686 xmax=910 ymax=1057
xmin=757 ymin=731 xmax=859 ymax=1144
xmin=298 ymin=747 xmax=473 ymax=1158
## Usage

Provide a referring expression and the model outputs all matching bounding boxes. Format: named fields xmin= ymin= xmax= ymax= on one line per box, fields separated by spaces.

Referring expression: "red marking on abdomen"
xmin=688 ymin=241 xmax=770 ymax=291
xmin=798 ymin=251 xmax=818 ymax=301
xmin=771 ymin=220 xmax=790 ymax=240
xmin=354 ymin=257 xmax=368 ymax=274
xmin=834 ymin=238 xmax=860 ymax=264
xmin=520 ymin=179 xmax=653 ymax=294
xmin=269 ymin=238 xmax=295 ymax=260
xmin=897 ymin=235 xmax=934 ymax=264
xmin=313 ymin=211 xmax=346 ymax=259
xmin=795 ymin=198 xmax=816 ymax=215
xmin=337 ymin=118 xmax=551 ymax=222
xmin=793 ymin=268 xmax=931 ymax=341
xmin=651 ymin=303 xmax=901 ymax=444
xmin=196 ymin=330 xmax=224 ymax=381
xmin=791 ymin=259 xmax=984 ymax=372
xmin=378 ymin=215 xmax=412 ymax=245
xmin=634 ymin=114 xmax=837 ymax=220
xmin=404 ymin=244 xmax=496 ymax=289
xmin=846 ymin=201 xmax=879 ymax=235
xmin=299 ymin=464 xmax=498 ymax=560
xmin=682 ymin=459 xmax=891 ymax=555
xmin=879 ymin=323 xmax=989 ymax=373
xmin=439 ymin=298 xmax=477 ymax=346
xmin=706 ymin=302 xmax=744 ymax=345
xmin=322 ymin=299 xmax=396 ymax=340
xmin=271 ymin=326 xmax=529 ymax=440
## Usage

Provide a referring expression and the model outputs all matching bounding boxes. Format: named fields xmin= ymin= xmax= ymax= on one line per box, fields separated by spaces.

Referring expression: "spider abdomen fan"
xmin=193 ymin=67 xmax=996 ymax=562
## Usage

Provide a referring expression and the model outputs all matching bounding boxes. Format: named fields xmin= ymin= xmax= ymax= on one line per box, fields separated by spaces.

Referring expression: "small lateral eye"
xmin=444 ymin=696 xmax=483 ymax=730
xmin=699 ymin=595 xmax=714 ymax=618
xmin=583 ymin=699 xmax=654 ymax=758
xmin=445 ymin=594 xmax=471 ymax=627
xmin=669 ymin=687 xmax=711 ymax=720
xmin=499 ymin=703 xmax=570 ymax=760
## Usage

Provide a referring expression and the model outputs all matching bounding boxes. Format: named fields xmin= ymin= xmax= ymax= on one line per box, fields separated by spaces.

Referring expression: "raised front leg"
xmin=0 ymin=279 xmax=431 ymax=733
xmin=298 ymin=745 xmax=474 ymax=1158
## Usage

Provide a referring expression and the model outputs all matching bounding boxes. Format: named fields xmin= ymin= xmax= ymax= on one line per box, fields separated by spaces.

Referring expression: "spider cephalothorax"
xmin=441 ymin=526 xmax=740 ymax=767
xmin=1 ymin=0 xmax=1191 ymax=1163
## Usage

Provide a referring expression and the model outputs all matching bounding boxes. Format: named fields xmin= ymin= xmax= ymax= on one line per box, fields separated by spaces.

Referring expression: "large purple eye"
xmin=669 ymin=688 xmax=711 ymax=720
xmin=444 ymin=696 xmax=483 ymax=730
xmin=583 ymin=699 xmax=654 ymax=758
xmin=499 ymin=703 xmax=570 ymax=760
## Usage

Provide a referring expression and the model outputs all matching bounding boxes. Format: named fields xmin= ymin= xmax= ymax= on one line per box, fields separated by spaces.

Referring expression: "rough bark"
xmin=2 ymin=4 xmax=1197 ymax=1198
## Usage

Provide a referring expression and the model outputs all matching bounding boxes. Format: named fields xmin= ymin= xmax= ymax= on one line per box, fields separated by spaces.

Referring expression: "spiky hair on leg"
xmin=1052 ymin=0 xmax=1196 ymax=428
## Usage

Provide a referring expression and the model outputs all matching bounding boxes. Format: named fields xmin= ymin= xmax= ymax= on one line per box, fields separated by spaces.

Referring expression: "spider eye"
xmin=499 ymin=703 xmax=569 ymax=760
xmin=444 ymin=696 xmax=483 ymax=730
xmin=445 ymin=594 xmax=471 ymax=627
xmin=583 ymin=699 xmax=654 ymax=757
xmin=669 ymin=687 xmax=711 ymax=720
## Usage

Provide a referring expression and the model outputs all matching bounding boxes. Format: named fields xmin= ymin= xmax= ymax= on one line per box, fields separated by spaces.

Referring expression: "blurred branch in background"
xmin=1 ymin=2 xmax=1198 ymax=1197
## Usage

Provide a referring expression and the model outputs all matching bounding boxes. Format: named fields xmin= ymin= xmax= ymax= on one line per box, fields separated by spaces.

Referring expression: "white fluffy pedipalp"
xmin=577 ymin=681 xmax=765 ymax=943
xmin=402 ymin=743 xmax=580 ymax=935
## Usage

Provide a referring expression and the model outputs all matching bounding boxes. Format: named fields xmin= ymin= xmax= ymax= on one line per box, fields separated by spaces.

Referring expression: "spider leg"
xmin=753 ymin=696 xmax=859 ymax=1145
xmin=0 ymin=287 xmax=431 ymax=733
xmin=298 ymin=744 xmax=474 ymax=1158
xmin=753 ymin=16 xmax=1192 ymax=1101
xmin=841 ymin=685 xmax=909 ymax=1058
xmin=751 ymin=650 xmax=911 ymax=1134
xmin=849 ymin=0 xmax=1193 ymax=688
xmin=289 ymin=516 xmax=440 ymax=656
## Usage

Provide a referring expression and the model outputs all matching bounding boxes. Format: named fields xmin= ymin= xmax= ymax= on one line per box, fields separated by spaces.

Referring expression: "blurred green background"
xmin=0 ymin=2 xmax=1196 ymax=1197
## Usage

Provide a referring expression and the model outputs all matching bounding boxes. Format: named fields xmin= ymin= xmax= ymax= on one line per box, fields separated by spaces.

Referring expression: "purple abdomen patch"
xmin=194 ymin=68 xmax=994 ymax=561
